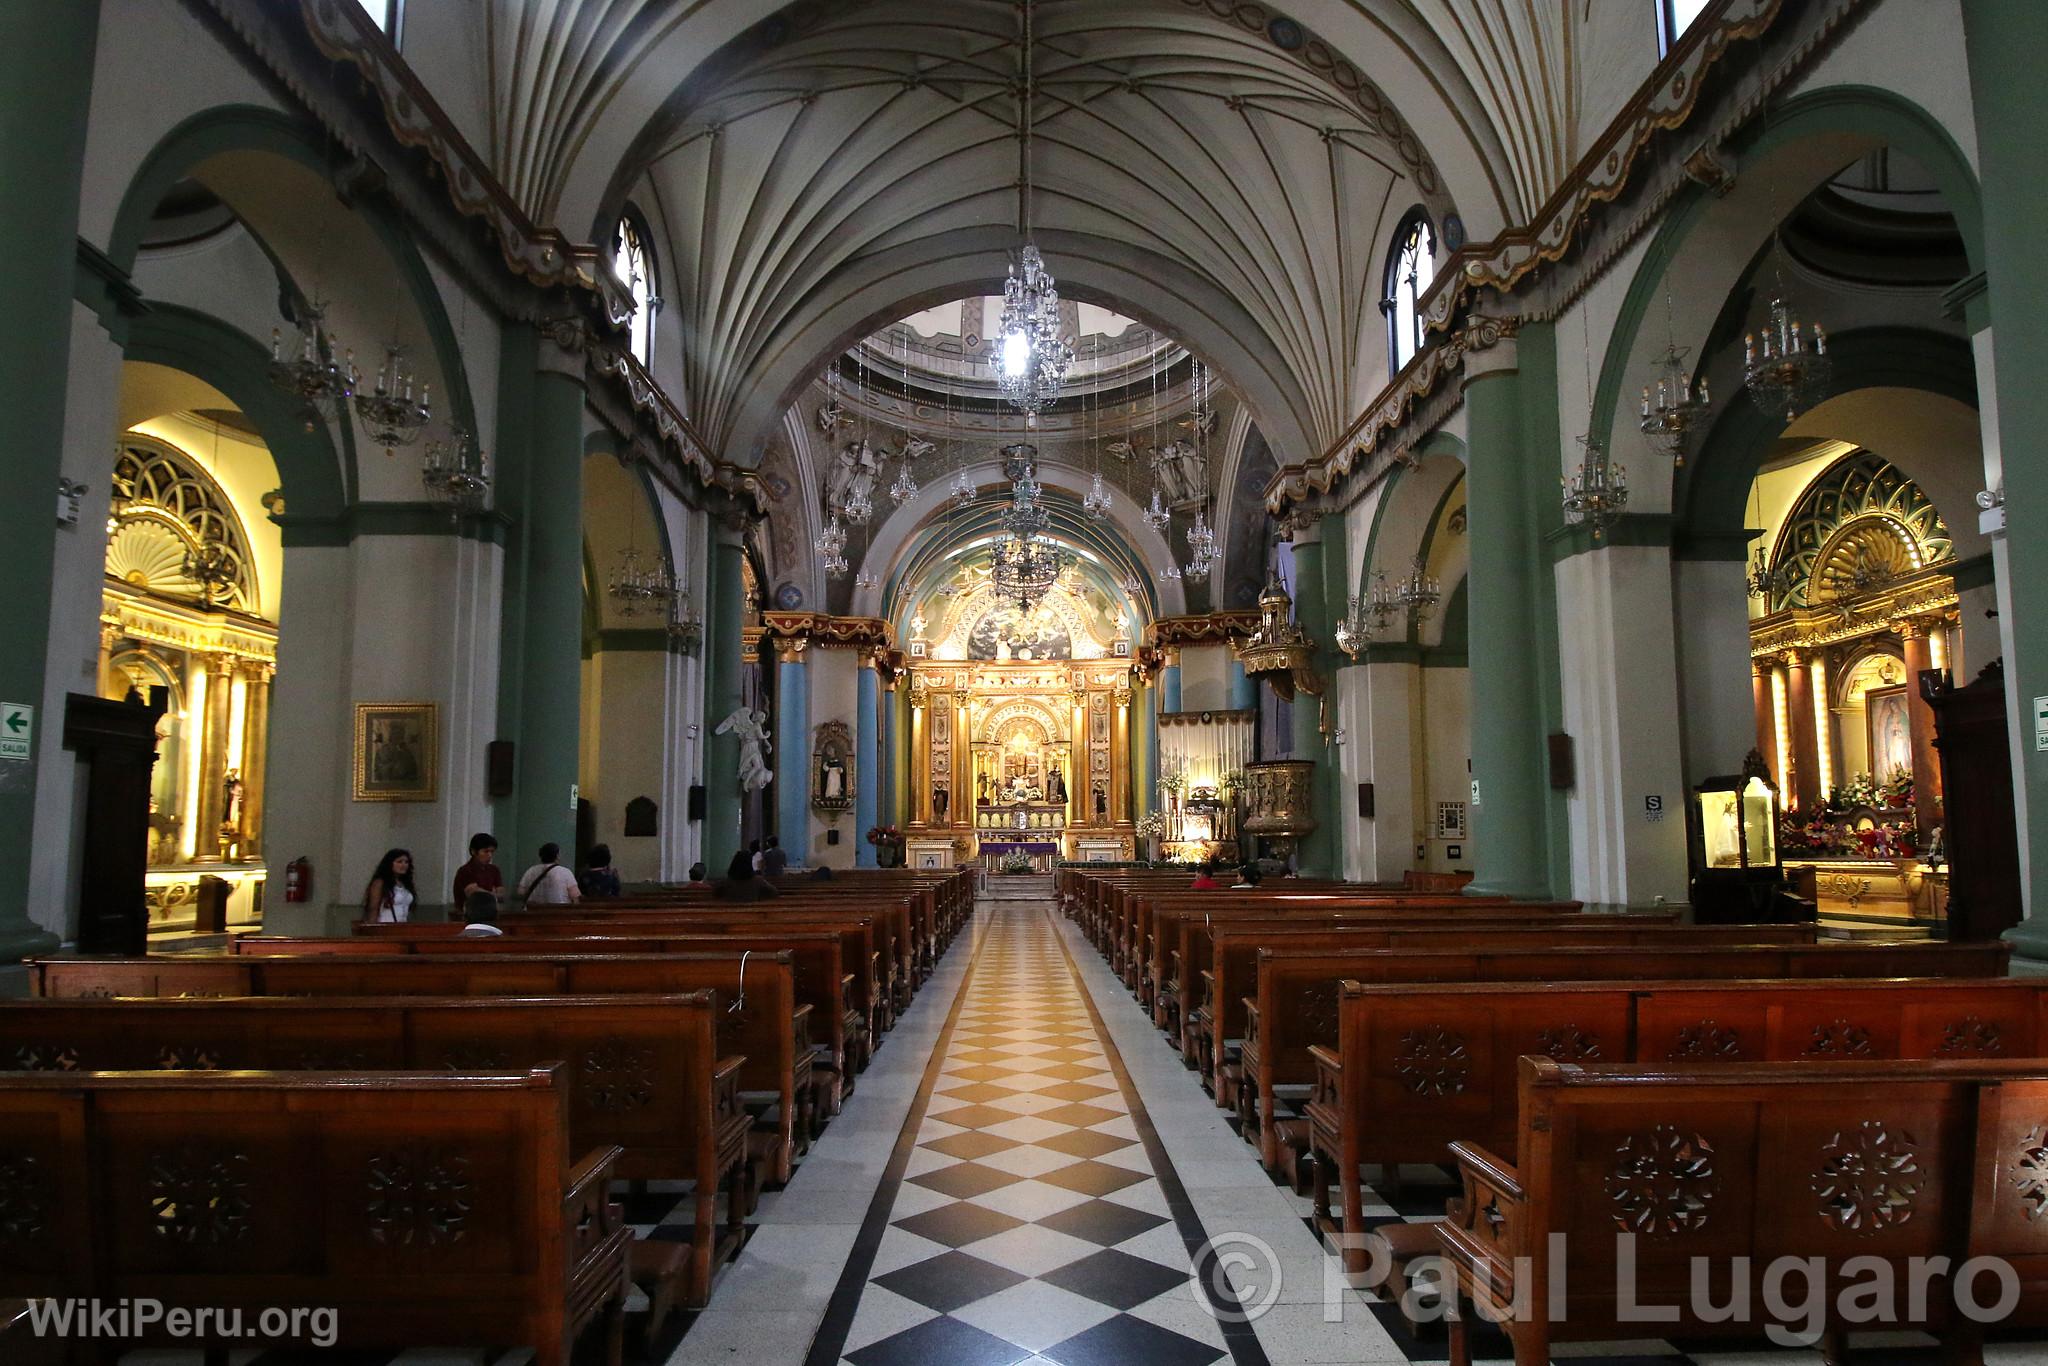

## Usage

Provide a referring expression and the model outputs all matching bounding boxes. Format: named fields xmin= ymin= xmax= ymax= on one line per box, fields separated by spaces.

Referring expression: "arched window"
xmin=1383 ymin=210 xmax=1437 ymax=373
xmin=1656 ymin=0 xmax=1711 ymax=55
xmin=613 ymin=211 xmax=658 ymax=366
xmin=353 ymin=0 xmax=402 ymax=39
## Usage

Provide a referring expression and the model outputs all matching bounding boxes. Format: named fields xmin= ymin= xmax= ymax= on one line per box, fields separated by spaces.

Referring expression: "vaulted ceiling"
xmin=433 ymin=0 xmax=1615 ymax=473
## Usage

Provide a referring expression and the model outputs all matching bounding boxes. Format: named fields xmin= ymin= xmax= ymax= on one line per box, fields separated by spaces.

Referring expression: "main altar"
xmin=905 ymin=656 xmax=1136 ymax=868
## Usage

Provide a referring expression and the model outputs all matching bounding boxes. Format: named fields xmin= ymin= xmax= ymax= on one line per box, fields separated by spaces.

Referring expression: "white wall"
xmin=1673 ymin=558 xmax=1760 ymax=785
xmin=1177 ymin=642 xmax=1230 ymax=711
xmin=1420 ymin=666 xmax=1471 ymax=875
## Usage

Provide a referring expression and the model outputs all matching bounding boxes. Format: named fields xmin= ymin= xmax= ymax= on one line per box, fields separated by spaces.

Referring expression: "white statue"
xmin=816 ymin=400 xmax=851 ymax=434
xmin=716 ymin=707 xmax=774 ymax=793
xmin=826 ymin=439 xmax=881 ymax=515
xmin=895 ymin=435 xmax=936 ymax=462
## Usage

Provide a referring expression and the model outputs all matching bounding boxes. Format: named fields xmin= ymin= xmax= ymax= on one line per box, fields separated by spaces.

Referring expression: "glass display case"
xmin=1688 ymin=751 xmax=1798 ymax=923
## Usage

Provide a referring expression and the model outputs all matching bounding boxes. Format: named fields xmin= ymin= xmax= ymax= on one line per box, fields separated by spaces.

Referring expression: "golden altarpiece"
xmin=902 ymin=577 xmax=1137 ymax=870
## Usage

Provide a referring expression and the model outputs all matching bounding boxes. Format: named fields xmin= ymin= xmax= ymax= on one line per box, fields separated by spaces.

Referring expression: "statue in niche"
xmin=1094 ymin=783 xmax=1108 ymax=821
xmin=221 ymin=769 xmax=245 ymax=830
xmin=811 ymin=720 xmax=853 ymax=810
xmin=932 ymin=784 xmax=950 ymax=822
xmin=823 ymin=756 xmax=846 ymax=800
xmin=978 ymin=771 xmax=991 ymax=805
xmin=1047 ymin=764 xmax=1067 ymax=805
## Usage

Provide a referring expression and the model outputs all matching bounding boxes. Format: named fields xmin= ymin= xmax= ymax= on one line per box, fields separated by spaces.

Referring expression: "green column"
xmin=1463 ymin=352 xmax=1552 ymax=899
xmin=1964 ymin=0 xmax=2048 ymax=950
xmin=503 ymin=356 xmax=586 ymax=863
xmin=1288 ymin=519 xmax=1339 ymax=878
xmin=701 ymin=518 xmax=747 ymax=875
xmin=0 ymin=1 xmax=101 ymax=958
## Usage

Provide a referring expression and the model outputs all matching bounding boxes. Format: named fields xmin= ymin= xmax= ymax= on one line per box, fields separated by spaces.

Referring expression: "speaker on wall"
xmin=1547 ymin=733 xmax=1575 ymax=791
xmin=486 ymin=740 xmax=515 ymax=798
xmin=1357 ymin=782 xmax=1374 ymax=819
xmin=687 ymin=784 xmax=706 ymax=822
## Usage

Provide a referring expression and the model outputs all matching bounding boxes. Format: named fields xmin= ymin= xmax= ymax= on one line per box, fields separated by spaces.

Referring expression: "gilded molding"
xmin=1263 ymin=315 xmax=1520 ymax=512
xmin=1144 ymin=612 xmax=1262 ymax=648
xmin=1747 ymin=565 xmax=1960 ymax=660
xmin=293 ymin=0 xmax=634 ymax=320
xmin=1413 ymin=0 xmax=1786 ymax=336
xmin=760 ymin=612 xmax=895 ymax=651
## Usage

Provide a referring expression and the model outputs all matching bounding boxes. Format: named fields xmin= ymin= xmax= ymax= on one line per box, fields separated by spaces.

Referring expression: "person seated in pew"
xmin=459 ymin=888 xmax=504 ymax=936
xmin=516 ymin=842 xmax=581 ymax=906
xmin=761 ymin=835 xmax=789 ymax=877
xmin=810 ymin=865 xmax=832 ymax=880
xmin=1236 ymin=860 xmax=1262 ymax=887
xmin=716 ymin=849 xmax=780 ymax=901
xmin=362 ymin=848 xmax=416 ymax=923
xmin=452 ymin=831 xmax=502 ymax=909
xmin=1189 ymin=860 xmax=1223 ymax=891
xmin=578 ymin=843 xmax=622 ymax=899
xmin=686 ymin=861 xmax=709 ymax=886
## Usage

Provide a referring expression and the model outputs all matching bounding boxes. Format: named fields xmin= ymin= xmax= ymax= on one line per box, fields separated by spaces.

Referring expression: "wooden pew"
xmin=0 ymin=992 xmax=748 ymax=1305
xmin=1193 ymin=920 xmax=1802 ymax=1108
xmin=1436 ymin=1056 xmax=2048 ymax=1365
xmin=241 ymin=927 xmax=866 ymax=1109
xmin=0 ymin=1065 xmax=630 ymax=1366
xmin=32 ymin=951 xmax=812 ymax=1185
xmin=1241 ymin=939 xmax=2012 ymax=1175
xmin=1309 ymin=975 xmax=2048 ymax=1312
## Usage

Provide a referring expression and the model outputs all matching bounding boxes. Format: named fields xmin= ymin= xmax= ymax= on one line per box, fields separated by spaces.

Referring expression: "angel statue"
xmin=716 ymin=707 xmax=774 ymax=793
xmin=816 ymin=400 xmax=851 ymax=434
xmin=894 ymin=435 xmax=936 ymax=462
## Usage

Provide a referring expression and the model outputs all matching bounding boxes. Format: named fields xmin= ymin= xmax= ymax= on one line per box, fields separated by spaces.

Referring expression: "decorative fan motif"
xmin=108 ymin=438 xmax=257 ymax=614
xmin=1768 ymin=451 xmax=1951 ymax=612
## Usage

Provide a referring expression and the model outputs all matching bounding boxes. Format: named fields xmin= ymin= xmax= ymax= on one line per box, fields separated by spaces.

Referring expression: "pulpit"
xmin=64 ymin=690 xmax=166 ymax=955
xmin=1925 ymin=661 xmax=2020 ymax=941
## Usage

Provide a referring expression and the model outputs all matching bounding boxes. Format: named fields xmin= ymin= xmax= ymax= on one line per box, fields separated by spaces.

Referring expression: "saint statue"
xmin=978 ymin=772 xmax=991 ymax=805
xmin=716 ymin=707 xmax=774 ymax=794
xmin=1094 ymin=783 xmax=1108 ymax=821
xmin=1047 ymin=764 xmax=1067 ymax=804
xmin=822 ymin=754 xmax=846 ymax=801
xmin=933 ymin=784 xmax=950 ymax=821
xmin=221 ymin=769 xmax=245 ymax=829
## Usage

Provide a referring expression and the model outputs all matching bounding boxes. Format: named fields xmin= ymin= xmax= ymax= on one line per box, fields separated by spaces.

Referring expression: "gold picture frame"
xmin=353 ymin=701 xmax=438 ymax=802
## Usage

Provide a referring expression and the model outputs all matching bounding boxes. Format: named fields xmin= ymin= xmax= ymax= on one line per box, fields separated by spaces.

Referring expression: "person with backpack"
xmin=516 ymin=842 xmax=580 ymax=905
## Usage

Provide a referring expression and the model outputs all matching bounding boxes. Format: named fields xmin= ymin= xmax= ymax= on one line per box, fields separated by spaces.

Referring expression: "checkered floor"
xmin=828 ymin=899 xmax=1237 ymax=1366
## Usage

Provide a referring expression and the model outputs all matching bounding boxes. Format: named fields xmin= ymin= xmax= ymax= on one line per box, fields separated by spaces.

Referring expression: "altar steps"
xmin=982 ymin=873 xmax=1055 ymax=903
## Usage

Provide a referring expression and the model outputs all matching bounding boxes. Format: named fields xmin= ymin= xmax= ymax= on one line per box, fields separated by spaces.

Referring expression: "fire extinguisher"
xmin=284 ymin=857 xmax=311 ymax=904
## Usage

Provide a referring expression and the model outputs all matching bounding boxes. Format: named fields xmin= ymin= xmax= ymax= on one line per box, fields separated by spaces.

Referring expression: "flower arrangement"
xmin=998 ymin=849 xmax=1033 ymax=875
xmin=1779 ymin=804 xmax=1918 ymax=857
xmin=1134 ymin=812 xmax=1166 ymax=839
xmin=865 ymin=825 xmax=905 ymax=847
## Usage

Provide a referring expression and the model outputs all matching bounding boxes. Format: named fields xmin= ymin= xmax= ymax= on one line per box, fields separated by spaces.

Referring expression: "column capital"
xmin=535 ymin=314 xmax=597 ymax=378
xmin=771 ymin=637 xmax=808 ymax=665
xmin=1457 ymin=315 xmax=1524 ymax=384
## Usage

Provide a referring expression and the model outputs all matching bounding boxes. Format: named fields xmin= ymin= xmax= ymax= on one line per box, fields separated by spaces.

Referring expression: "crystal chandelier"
xmin=1395 ymin=555 xmax=1440 ymax=621
xmin=1158 ymin=560 xmax=1182 ymax=583
xmin=1142 ymin=488 xmax=1171 ymax=533
xmin=666 ymin=585 xmax=703 ymax=654
xmin=1333 ymin=594 xmax=1375 ymax=659
xmin=269 ymin=299 xmax=353 ymax=424
xmin=1119 ymin=571 xmax=1144 ymax=597
xmin=352 ymin=343 xmax=432 ymax=456
xmin=991 ymin=533 xmax=1064 ymax=610
xmin=1743 ymin=294 xmax=1830 ymax=423
xmin=855 ymin=566 xmax=880 ymax=594
xmin=1083 ymin=471 xmax=1112 ymax=520
xmin=842 ymin=480 xmax=874 ymax=526
xmin=607 ymin=545 xmax=675 ymax=616
xmin=995 ymin=2 xmax=1073 ymax=415
xmin=1744 ymin=543 xmax=1780 ymax=601
xmin=889 ymin=458 xmax=919 ymax=506
xmin=1638 ymin=341 xmax=1710 ymax=467
xmin=181 ymin=542 xmax=238 ymax=606
xmin=421 ymin=426 xmax=492 ymax=515
xmin=817 ymin=515 xmax=849 ymax=579
xmin=1561 ymin=435 xmax=1628 ymax=542
xmin=949 ymin=467 xmax=977 ymax=508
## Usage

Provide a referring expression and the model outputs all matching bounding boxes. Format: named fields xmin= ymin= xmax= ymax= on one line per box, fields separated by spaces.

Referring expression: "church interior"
xmin=5 ymin=0 xmax=2048 ymax=1362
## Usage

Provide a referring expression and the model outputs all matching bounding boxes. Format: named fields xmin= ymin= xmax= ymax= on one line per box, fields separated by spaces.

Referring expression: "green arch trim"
xmin=1590 ymin=85 xmax=1984 ymax=499
xmin=1424 ymin=575 xmax=1469 ymax=667
xmin=109 ymin=103 xmax=477 ymax=438
xmin=1679 ymin=325 xmax=1977 ymax=549
xmin=124 ymin=304 xmax=346 ymax=524
xmin=1356 ymin=428 xmax=1467 ymax=600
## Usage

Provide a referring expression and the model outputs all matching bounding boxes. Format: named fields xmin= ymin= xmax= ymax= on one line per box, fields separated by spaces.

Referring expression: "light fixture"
xmin=949 ymin=467 xmax=977 ymax=508
xmin=607 ymin=545 xmax=675 ymax=616
xmin=1639 ymin=343 xmax=1710 ymax=467
xmin=991 ymin=532 xmax=1065 ymax=610
xmin=666 ymin=587 xmax=703 ymax=654
xmin=995 ymin=1 xmax=1074 ymax=415
xmin=1396 ymin=555 xmax=1440 ymax=621
xmin=181 ymin=542 xmax=238 ymax=606
xmin=1333 ymin=595 xmax=1374 ymax=658
xmin=889 ymin=457 xmax=919 ymax=506
xmin=855 ymin=566 xmax=880 ymax=594
xmin=351 ymin=343 xmax=432 ymax=455
xmin=1743 ymin=292 xmax=1830 ymax=424
xmin=421 ymin=426 xmax=492 ymax=516
xmin=1561 ymin=434 xmax=1628 ymax=542
xmin=1743 ymin=481 xmax=1783 ymax=602
xmin=1142 ymin=488 xmax=1171 ymax=533
xmin=269 ymin=298 xmax=353 ymax=426
xmin=817 ymin=514 xmax=849 ymax=579
xmin=1083 ymin=471 xmax=1112 ymax=520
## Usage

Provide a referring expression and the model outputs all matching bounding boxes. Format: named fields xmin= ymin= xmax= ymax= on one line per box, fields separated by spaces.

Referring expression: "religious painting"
xmin=812 ymin=719 xmax=854 ymax=811
xmin=1866 ymin=685 xmax=1913 ymax=785
xmin=353 ymin=702 xmax=437 ymax=802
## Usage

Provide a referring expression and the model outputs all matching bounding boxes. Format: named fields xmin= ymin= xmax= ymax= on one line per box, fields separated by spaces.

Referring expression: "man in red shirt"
xmin=1189 ymin=861 xmax=1223 ymax=890
xmin=452 ymin=832 xmax=504 ymax=913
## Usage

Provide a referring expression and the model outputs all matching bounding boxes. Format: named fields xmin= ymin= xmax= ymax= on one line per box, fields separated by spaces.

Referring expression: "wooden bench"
xmin=0 ymin=992 xmax=750 ymax=1305
xmin=32 ymin=951 xmax=813 ymax=1185
xmin=1436 ymin=1056 xmax=2048 ymax=1365
xmin=0 ymin=1065 xmax=630 ymax=1366
xmin=242 ymin=927 xmax=865 ymax=1110
xmin=1241 ymin=940 xmax=2013 ymax=1176
xmin=1309 ymin=975 xmax=2048 ymax=1318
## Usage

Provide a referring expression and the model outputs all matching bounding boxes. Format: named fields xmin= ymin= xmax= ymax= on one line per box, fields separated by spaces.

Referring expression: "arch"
xmin=1679 ymin=326 xmax=1977 ymax=548
xmin=611 ymin=204 xmax=660 ymax=366
xmin=1589 ymin=85 xmax=1984 ymax=510
xmin=978 ymin=699 xmax=1068 ymax=747
xmin=110 ymin=104 xmax=478 ymax=439
xmin=123 ymin=305 xmax=347 ymax=525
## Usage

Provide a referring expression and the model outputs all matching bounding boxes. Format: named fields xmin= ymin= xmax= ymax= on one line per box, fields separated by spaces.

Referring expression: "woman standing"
xmin=362 ymin=848 xmax=417 ymax=923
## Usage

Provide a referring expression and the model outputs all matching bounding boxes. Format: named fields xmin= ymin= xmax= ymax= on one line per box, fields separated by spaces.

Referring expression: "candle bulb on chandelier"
xmin=271 ymin=327 xmax=282 ymax=361
xmin=1744 ymin=333 xmax=1754 ymax=367
xmin=1641 ymin=385 xmax=1651 ymax=418
xmin=1813 ymin=322 xmax=1827 ymax=355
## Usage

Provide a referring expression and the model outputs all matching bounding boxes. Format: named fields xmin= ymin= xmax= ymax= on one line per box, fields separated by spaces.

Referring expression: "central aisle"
xmin=806 ymin=899 xmax=1268 ymax=1366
